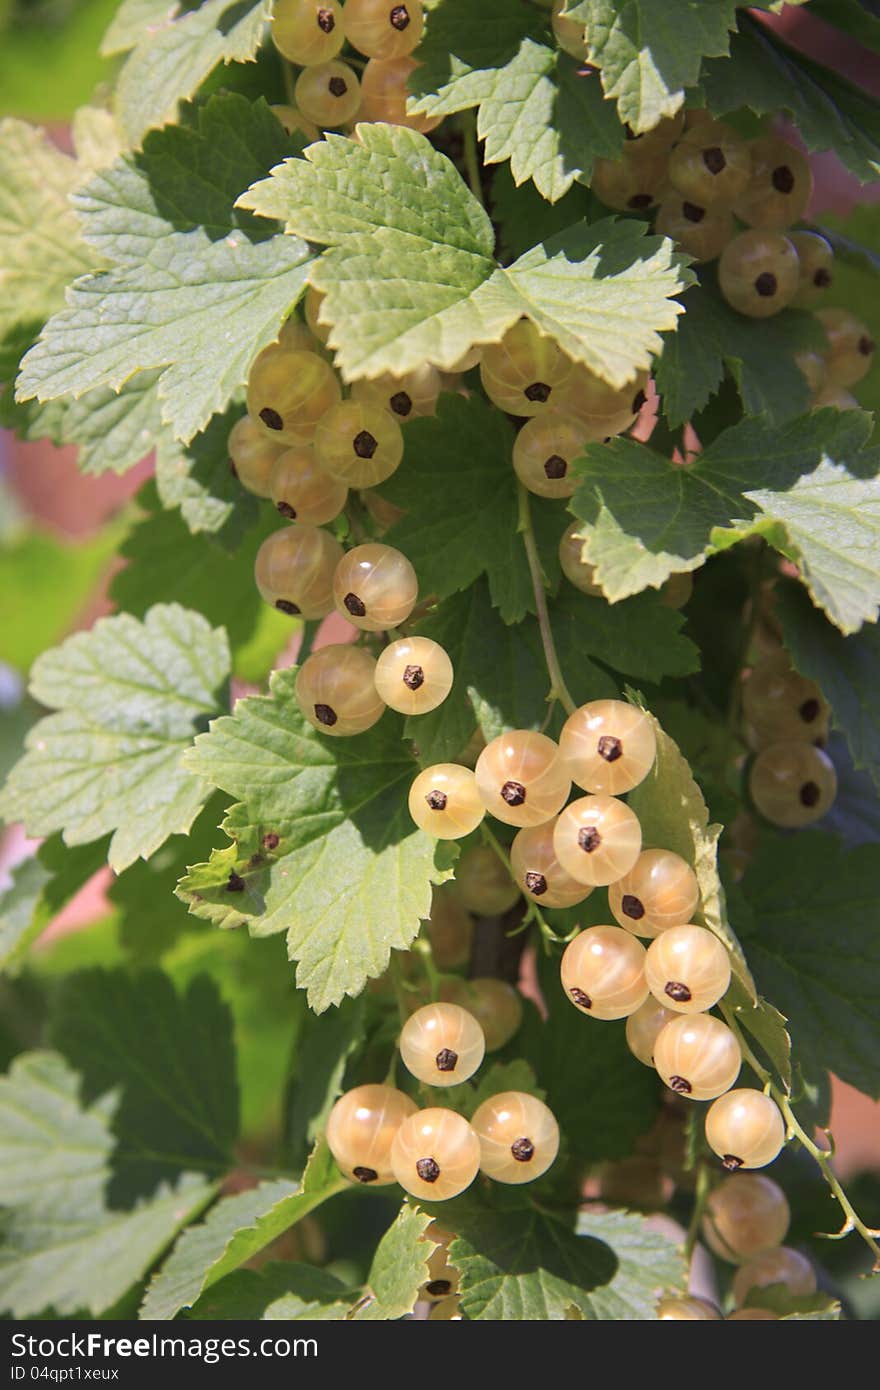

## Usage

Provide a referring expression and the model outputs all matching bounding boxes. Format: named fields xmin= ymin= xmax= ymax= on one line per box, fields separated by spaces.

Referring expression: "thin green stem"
xmin=685 ymin=1161 xmax=712 ymax=1263
xmin=410 ymin=936 xmax=442 ymax=1000
xmin=518 ymin=484 xmax=578 ymax=718
xmin=460 ymin=110 xmax=484 ymax=206
xmin=725 ymin=540 xmax=768 ymax=747
xmin=388 ymin=952 xmax=413 ymax=1027
xmin=721 ymin=1003 xmax=880 ymax=1266
xmin=281 ymin=57 xmax=297 ymax=105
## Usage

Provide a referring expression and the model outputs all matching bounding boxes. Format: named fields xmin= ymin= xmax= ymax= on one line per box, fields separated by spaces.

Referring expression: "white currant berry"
xmin=608 ymin=849 xmax=700 ymax=938
xmin=743 ymin=650 xmax=829 ymax=746
xmin=512 ymin=411 xmax=586 ymax=498
xmin=656 ymin=1296 xmax=722 ymax=1321
xmin=421 ymin=1222 xmax=460 ymax=1301
xmin=644 ymin=925 xmax=731 ymax=1013
xmin=734 ymin=136 xmax=813 ymax=231
xmin=552 ymin=795 xmax=642 ymax=887
xmin=343 ymin=0 xmax=424 ymax=59
xmin=333 ymin=542 xmax=417 ymax=631
xmin=510 ymin=820 xmax=593 ymax=909
xmin=591 ymin=145 xmax=667 ymax=213
xmin=352 ymin=364 xmax=441 ymax=421
xmin=439 ymin=977 xmax=523 ymax=1052
xmin=625 ymin=997 xmax=678 ymax=1066
xmin=551 ymin=0 xmax=587 ymax=58
xmin=254 ymin=523 xmax=343 ymax=618
xmin=732 ymin=1246 xmax=816 ymax=1308
xmin=558 ymin=521 xmax=603 ymax=596
xmin=701 ymin=1174 xmax=791 ymax=1263
xmin=375 ymin=636 xmax=453 ymax=715
xmin=359 ymin=56 xmax=442 ymax=132
xmin=790 ymin=231 xmax=834 ymax=308
xmin=399 ymin=1001 xmax=486 ymax=1087
xmin=390 ymin=1107 xmax=481 ymax=1200
xmin=295 ymin=60 xmax=361 ymax=127
xmin=705 ymin=1088 xmax=786 ymax=1171
xmin=667 ymin=119 xmax=752 ymax=206
xmin=425 ymin=883 xmax=473 ymax=969
xmin=315 ymin=400 xmax=404 ymax=487
xmin=247 ymin=344 xmax=341 ymax=446
xmin=653 ymin=1013 xmax=742 ymax=1101
xmin=271 ymin=0 xmax=345 ymax=66
xmin=557 ymin=363 xmax=649 ymax=435
xmin=271 ymin=446 xmax=348 ymax=525
xmin=455 ymin=844 xmax=521 ymax=916
xmin=749 ymin=741 xmax=837 ymax=828
xmin=326 ymin=1083 xmax=417 ymax=1184
xmin=480 ymin=321 xmax=572 ymax=417
xmin=471 ymin=1091 xmax=560 ymax=1184
xmin=719 ymin=230 xmax=800 ymax=318
xmin=654 ymin=194 xmax=734 ymax=263
xmin=408 ymin=764 xmax=485 ymax=839
xmin=560 ymin=925 xmax=649 ymax=1020
xmin=817 ymin=306 xmax=876 ymax=387
xmin=560 ymin=699 xmax=657 ymax=796
xmin=228 ymin=415 xmax=283 ymax=499
xmin=475 ymin=731 xmax=571 ymax=829
xmin=295 ymin=643 xmax=385 ymax=735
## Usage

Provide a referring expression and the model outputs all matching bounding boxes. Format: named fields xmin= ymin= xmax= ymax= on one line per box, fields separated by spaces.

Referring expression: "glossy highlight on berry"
xmin=408 ymin=764 xmax=485 ymax=838
xmin=560 ymin=699 xmax=657 ymax=796
xmin=295 ymin=643 xmax=385 ymax=736
xmin=326 ymin=1083 xmax=417 ymax=1184
xmin=471 ymin=1091 xmax=560 ymax=1184
xmin=560 ymin=925 xmax=649 ymax=1020
xmin=399 ymin=1002 xmax=485 ymax=1086
xmin=510 ymin=820 xmax=593 ymax=909
xmin=333 ymin=542 xmax=417 ymax=632
xmin=475 ymin=731 xmax=570 ymax=828
xmin=705 ymin=1088 xmax=786 ymax=1171
xmin=390 ymin=1107 xmax=481 ymax=1200
xmin=375 ymin=636 xmax=453 ymax=714
xmin=552 ymin=794 xmax=642 ymax=886
xmin=608 ymin=848 xmax=700 ymax=938
xmin=644 ymin=925 xmax=731 ymax=1014
xmin=254 ymin=524 xmax=343 ymax=618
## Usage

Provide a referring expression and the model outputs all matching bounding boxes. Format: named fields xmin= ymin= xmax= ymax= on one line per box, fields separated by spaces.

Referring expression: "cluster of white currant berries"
xmin=742 ymin=646 xmax=837 ymax=829
xmin=658 ymin=1172 xmax=817 ymax=1319
xmin=327 ymin=998 xmax=558 ymax=1202
xmin=268 ymin=0 xmax=437 ymax=137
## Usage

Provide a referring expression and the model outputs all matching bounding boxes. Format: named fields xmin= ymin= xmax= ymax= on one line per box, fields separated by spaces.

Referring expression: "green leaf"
xmin=188 ymin=1262 xmax=350 ymax=1320
xmin=0 ymin=837 xmax=109 ymax=975
xmin=703 ymin=15 xmax=880 ymax=181
xmin=491 ymin=162 xmax=593 ymax=263
xmin=0 ymin=118 xmax=97 ymax=357
xmin=734 ymin=833 xmax=880 ymax=1099
xmin=285 ymin=996 xmax=366 ymax=1170
xmin=239 ymin=124 xmax=688 ymax=384
xmin=627 ymin=705 xmax=757 ymax=998
xmin=0 ymin=1051 xmax=215 ymax=1317
xmin=655 ymin=272 xmax=823 ymax=428
xmin=353 ymin=1205 xmax=433 ymax=1320
xmin=113 ymin=0 xmax=273 ymax=147
xmin=17 ymin=95 xmax=312 ymax=447
xmin=0 ymin=604 xmax=230 ymax=873
xmin=776 ymin=581 xmax=880 ymax=794
xmin=568 ymin=410 xmax=876 ymax=620
xmin=566 ymin=0 xmax=738 ymax=133
xmin=468 ymin=1059 xmax=546 ymax=1116
xmin=0 ymin=521 xmax=121 ymax=676
xmin=52 ymin=968 xmax=238 ymax=1202
xmin=101 ymin=0 xmax=179 ymax=56
xmin=140 ymin=1141 xmax=345 ymax=1320
xmin=154 ymin=409 xmax=260 ymax=542
xmin=436 ymin=1192 xmax=684 ymax=1319
xmin=179 ymin=669 xmax=452 ymax=1011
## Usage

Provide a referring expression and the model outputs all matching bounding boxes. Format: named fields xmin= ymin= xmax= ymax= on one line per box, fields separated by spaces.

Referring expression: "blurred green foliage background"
xmin=0 ymin=0 xmax=119 ymax=119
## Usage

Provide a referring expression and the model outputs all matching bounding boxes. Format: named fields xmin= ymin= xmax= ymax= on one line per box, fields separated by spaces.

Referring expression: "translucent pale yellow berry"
xmin=480 ymin=321 xmax=572 ymax=417
xmin=294 ymin=643 xmax=385 ymax=735
xmin=228 ymin=415 xmax=283 ymax=499
xmin=408 ymin=764 xmax=485 ymax=838
xmin=733 ymin=1246 xmax=816 ymax=1308
xmin=247 ymin=344 xmax=342 ymax=446
xmin=390 ymin=1107 xmax=481 ymax=1200
xmin=560 ymin=699 xmax=657 ymax=796
xmin=667 ymin=119 xmax=752 ymax=206
xmin=558 ymin=364 xmax=649 ymax=433
xmin=749 ymin=741 xmax=837 ymax=828
xmin=471 ymin=1091 xmax=560 ymax=1184
xmin=559 ymin=521 xmax=603 ymax=596
xmin=591 ymin=145 xmax=667 ymax=213
xmin=625 ymin=997 xmax=678 ymax=1066
xmin=315 ymin=401 xmax=404 ymax=486
xmin=653 ymin=1013 xmax=741 ymax=1101
xmin=295 ymin=60 xmax=362 ymax=128
xmin=510 ymin=820 xmax=593 ymax=909
xmin=358 ymin=56 xmax=441 ymax=132
xmin=734 ymin=137 xmax=813 ymax=231
xmin=271 ymin=446 xmax=348 ymax=524
xmin=656 ymin=1296 xmax=722 ymax=1321
xmin=790 ymin=231 xmax=834 ymax=308
xmin=439 ymin=977 xmax=523 ymax=1052
xmin=375 ymin=636 xmax=453 ymax=714
xmin=475 ymin=731 xmax=571 ymax=828
xmin=655 ymin=195 xmax=734 ymax=263
xmin=455 ymin=844 xmax=520 ymax=916
xmin=701 ymin=1174 xmax=791 ymax=1263
xmin=512 ymin=412 xmax=586 ymax=498
xmin=425 ymin=883 xmax=473 ymax=969
xmin=743 ymin=650 xmax=829 ymax=746
xmin=352 ymin=364 xmax=441 ymax=421
xmin=817 ymin=306 xmax=875 ymax=387
xmin=254 ymin=524 xmax=343 ymax=617
xmin=343 ymin=0 xmax=424 ymax=60
xmin=399 ymin=1002 xmax=486 ymax=1087
xmin=552 ymin=795 xmax=642 ymax=887
xmin=644 ymin=925 xmax=731 ymax=1014
xmin=421 ymin=1222 xmax=460 ymax=1301
xmin=271 ymin=0 xmax=345 ymax=65
xmin=718 ymin=230 xmax=800 ymax=318
xmin=332 ymin=542 xmax=417 ymax=631
xmin=560 ymin=925 xmax=649 ymax=1020
xmin=705 ymin=1088 xmax=785 ymax=1171
xmin=608 ymin=849 xmax=700 ymax=938
xmin=305 ymin=285 xmax=331 ymax=345
xmin=326 ymin=1083 xmax=417 ymax=1184
xmin=551 ymin=0 xmax=587 ymax=59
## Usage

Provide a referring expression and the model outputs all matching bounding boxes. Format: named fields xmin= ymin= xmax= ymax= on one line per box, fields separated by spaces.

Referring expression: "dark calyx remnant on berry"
xmin=226 ymin=871 xmax=246 ymax=893
xmin=628 ymin=193 xmax=653 ymax=209
xmin=398 ymin=664 xmax=424 ymax=693
xmin=859 ymin=335 xmax=876 ymax=356
xmin=632 ymin=389 xmax=647 ymax=413
xmin=259 ymin=406 xmax=283 ymax=431
xmin=597 ymin=733 xmax=623 ymax=763
xmin=426 ymin=1280 xmax=451 ymax=1297
xmin=524 ymin=381 xmax=551 ymax=403
xmin=343 ymin=591 xmax=367 ymax=617
xmin=570 ymin=987 xmax=592 ymax=1009
xmin=277 ymin=501 xmax=297 ymax=519
xmin=263 ymin=832 xmax=281 ymax=851
xmin=682 ymin=201 xmax=706 ymax=223
xmin=577 ymin=826 xmax=601 ymax=853
xmin=329 ymin=76 xmax=348 ymax=97
xmin=390 ymin=390 xmax=412 ymax=416
xmin=721 ymin=1153 xmax=744 ymax=1171
xmin=317 ymin=6 xmax=335 ymax=31
xmin=754 ymin=272 xmax=777 ymax=298
xmin=799 ymin=697 xmax=820 ymax=723
xmin=511 ymin=1136 xmax=535 ymax=1163
xmin=664 ymin=980 xmax=692 ymax=1003
xmin=621 ymin=893 xmax=645 ymax=921
xmin=426 ymin=789 xmax=448 ymax=810
xmin=800 ymin=780 xmax=821 ymax=807
xmin=275 ymin=598 xmax=301 ymax=615
xmin=814 ymin=268 xmax=832 ymax=288
xmin=315 ymin=702 xmax=338 ymax=726
xmin=435 ymin=1047 xmax=458 ymax=1072
xmin=229 ymin=460 xmax=238 ymax=478
xmin=416 ymin=1156 xmax=441 ymax=1183
xmin=354 ymin=429 xmax=377 ymax=458
xmin=669 ymin=1075 xmax=692 ymax=1095
xmin=525 ymin=870 xmax=548 ymax=896
xmin=390 ymin=4 xmax=410 ymax=29
xmin=353 ymin=1165 xmax=378 ymax=1183
xmin=702 ymin=146 xmax=726 ymax=175
xmin=501 ymin=779 xmax=527 ymax=806
xmin=544 ymin=453 xmax=568 ymax=479
xmin=772 ymin=164 xmax=795 ymax=193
